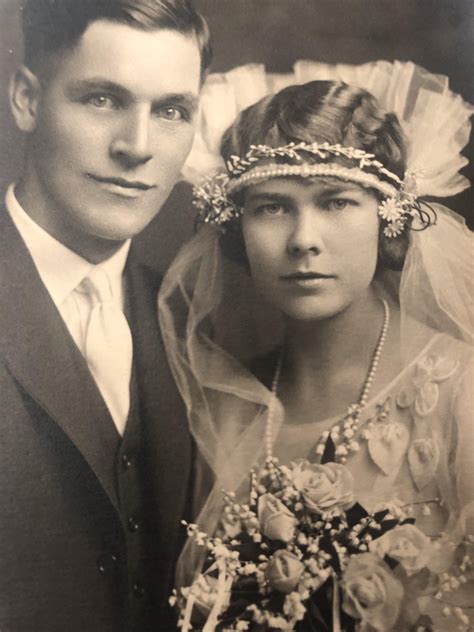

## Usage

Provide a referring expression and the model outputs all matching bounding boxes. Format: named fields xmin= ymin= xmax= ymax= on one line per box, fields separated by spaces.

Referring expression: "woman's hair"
xmin=21 ymin=0 xmax=213 ymax=83
xmin=219 ymin=80 xmax=410 ymax=271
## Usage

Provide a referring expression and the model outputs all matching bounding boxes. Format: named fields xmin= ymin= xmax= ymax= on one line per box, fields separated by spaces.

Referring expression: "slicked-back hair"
xmin=21 ymin=0 xmax=212 ymax=81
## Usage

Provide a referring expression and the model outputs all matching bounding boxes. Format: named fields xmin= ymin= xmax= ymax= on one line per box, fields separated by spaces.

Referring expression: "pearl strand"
xmin=265 ymin=299 xmax=390 ymax=464
xmin=265 ymin=351 xmax=283 ymax=462
xmin=359 ymin=299 xmax=390 ymax=408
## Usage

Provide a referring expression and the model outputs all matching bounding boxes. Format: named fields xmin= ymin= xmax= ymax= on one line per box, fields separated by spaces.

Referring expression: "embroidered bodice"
xmin=273 ymin=334 xmax=472 ymax=524
xmin=270 ymin=333 xmax=474 ymax=629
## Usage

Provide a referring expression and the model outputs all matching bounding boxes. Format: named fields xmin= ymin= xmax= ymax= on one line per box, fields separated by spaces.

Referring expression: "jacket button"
xmin=133 ymin=581 xmax=145 ymax=598
xmin=97 ymin=552 xmax=118 ymax=574
xmin=128 ymin=516 xmax=140 ymax=533
xmin=121 ymin=453 xmax=133 ymax=471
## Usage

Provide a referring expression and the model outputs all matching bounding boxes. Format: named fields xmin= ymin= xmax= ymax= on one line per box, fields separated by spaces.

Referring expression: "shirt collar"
xmin=5 ymin=183 xmax=131 ymax=307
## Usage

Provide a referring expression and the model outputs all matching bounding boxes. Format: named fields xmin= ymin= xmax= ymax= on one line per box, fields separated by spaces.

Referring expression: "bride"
xmin=159 ymin=62 xmax=473 ymax=630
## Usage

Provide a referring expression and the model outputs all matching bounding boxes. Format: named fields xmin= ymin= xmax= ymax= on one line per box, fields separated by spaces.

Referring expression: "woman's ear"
xmin=378 ymin=228 xmax=409 ymax=271
xmin=9 ymin=65 xmax=41 ymax=133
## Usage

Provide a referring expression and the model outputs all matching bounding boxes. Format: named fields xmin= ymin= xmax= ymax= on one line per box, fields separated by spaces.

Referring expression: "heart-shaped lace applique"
xmin=368 ymin=421 xmax=410 ymax=476
xmin=408 ymin=436 xmax=440 ymax=491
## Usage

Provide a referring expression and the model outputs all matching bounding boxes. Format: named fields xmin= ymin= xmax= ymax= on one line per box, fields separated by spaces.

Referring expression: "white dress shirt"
xmin=5 ymin=184 xmax=132 ymax=425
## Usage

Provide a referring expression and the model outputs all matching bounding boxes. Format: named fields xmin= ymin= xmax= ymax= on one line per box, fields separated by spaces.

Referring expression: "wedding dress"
xmin=159 ymin=60 xmax=473 ymax=629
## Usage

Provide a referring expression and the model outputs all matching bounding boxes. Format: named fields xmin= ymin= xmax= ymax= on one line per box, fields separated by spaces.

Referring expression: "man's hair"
xmin=21 ymin=0 xmax=213 ymax=81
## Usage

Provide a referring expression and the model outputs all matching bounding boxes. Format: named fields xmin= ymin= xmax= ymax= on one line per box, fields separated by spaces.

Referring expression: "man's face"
xmin=24 ymin=20 xmax=201 ymax=257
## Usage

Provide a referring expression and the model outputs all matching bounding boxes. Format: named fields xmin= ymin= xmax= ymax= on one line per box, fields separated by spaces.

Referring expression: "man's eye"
xmin=156 ymin=106 xmax=186 ymax=121
xmin=86 ymin=95 xmax=118 ymax=110
xmin=258 ymin=203 xmax=286 ymax=216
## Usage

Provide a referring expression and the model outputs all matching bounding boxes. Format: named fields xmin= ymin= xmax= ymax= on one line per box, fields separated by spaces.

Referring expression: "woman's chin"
xmin=278 ymin=300 xmax=347 ymax=323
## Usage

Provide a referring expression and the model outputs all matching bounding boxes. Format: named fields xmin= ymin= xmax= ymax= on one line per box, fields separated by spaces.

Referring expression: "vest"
xmin=93 ymin=365 xmax=156 ymax=631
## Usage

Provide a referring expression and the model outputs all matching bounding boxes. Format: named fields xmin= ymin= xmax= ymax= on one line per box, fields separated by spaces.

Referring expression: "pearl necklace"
xmin=265 ymin=300 xmax=390 ymax=464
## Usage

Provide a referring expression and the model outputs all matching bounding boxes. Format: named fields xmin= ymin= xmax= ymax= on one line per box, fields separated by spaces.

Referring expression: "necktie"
xmin=78 ymin=267 xmax=133 ymax=435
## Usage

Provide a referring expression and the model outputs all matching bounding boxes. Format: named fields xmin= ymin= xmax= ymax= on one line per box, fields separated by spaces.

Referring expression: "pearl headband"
xmin=193 ymin=141 xmax=419 ymax=237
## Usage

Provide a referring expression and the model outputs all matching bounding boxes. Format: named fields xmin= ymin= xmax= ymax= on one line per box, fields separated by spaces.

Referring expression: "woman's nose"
xmin=110 ymin=107 xmax=153 ymax=167
xmin=286 ymin=207 xmax=324 ymax=256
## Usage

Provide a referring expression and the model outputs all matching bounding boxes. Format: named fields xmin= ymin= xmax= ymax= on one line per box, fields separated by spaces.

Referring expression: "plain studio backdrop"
xmin=0 ymin=0 xmax=472 ymax=273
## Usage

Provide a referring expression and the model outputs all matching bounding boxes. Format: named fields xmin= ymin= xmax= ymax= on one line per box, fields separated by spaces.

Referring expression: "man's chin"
xmin=90 ymin=210 xmax=160 ymax=241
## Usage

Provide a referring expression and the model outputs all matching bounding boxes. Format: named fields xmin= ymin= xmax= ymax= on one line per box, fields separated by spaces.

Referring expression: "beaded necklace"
xmin=264 ymin=300 xmax=390 ymax=464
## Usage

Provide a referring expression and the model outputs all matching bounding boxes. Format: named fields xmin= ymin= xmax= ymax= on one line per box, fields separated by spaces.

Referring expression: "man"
xmin=0 ymin=1 xmax=212 ymax=630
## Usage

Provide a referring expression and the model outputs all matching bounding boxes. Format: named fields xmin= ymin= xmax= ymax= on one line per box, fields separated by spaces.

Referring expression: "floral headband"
xmin=193 ymin=141 xmax=421 ymax=238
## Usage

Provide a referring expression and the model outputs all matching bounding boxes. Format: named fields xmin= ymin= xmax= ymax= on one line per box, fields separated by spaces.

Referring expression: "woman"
xmin=160 ymin=62 xmax=473 ymax=629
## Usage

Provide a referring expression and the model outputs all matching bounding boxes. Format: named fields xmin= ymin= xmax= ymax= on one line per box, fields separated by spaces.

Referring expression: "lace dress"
xmin=271 ymin=333 xmax=474 ymax=630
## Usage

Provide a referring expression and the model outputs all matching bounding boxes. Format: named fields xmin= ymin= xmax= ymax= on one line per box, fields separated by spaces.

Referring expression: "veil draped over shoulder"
xmin=159 ymin=61 xmax=474 ymax=588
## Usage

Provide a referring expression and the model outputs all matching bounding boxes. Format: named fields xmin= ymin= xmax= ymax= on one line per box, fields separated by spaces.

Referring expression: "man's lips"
xmin=87 ymin=174 xmax=156 ymax=190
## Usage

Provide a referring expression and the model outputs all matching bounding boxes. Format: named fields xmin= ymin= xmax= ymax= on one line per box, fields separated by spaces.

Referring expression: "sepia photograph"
xmin=0 ymin=1 xmax=472 ymax=630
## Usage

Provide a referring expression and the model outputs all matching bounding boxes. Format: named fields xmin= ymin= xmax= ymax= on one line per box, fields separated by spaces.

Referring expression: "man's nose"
xmin=287 ymin=207 xmax=325 ymax=256
xmin=110 ymin=107 xmax=153 ymax=167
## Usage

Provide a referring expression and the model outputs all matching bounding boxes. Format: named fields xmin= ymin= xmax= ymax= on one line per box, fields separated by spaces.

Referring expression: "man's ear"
xmin=9 ymin=65 xmax=42 ymax=133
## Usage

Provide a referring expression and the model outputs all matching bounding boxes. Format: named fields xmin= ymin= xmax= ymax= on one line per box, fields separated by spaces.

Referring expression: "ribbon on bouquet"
xmin=203 ymin=557 xmax=232 ymax=632
xmin=332 ymin=574 xmax=342 ymax=632
xmin=181 ymin=594 xmax=196 ymax=632
xmin=181 ymin=557 xmax=231 ymax=632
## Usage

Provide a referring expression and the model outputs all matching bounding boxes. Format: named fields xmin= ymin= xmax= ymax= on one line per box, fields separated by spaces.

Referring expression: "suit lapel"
xmin=127 ymin=248 xmax=192 ymax=550
xmin=0 ymin=209 xmax=120 ymax=512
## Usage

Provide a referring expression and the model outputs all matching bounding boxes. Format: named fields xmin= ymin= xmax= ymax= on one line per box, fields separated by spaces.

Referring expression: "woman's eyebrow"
xmin=245 ymin=191 xmax=292 ymax=204
xmin=315 ymin=182 xmax=364 ymax=195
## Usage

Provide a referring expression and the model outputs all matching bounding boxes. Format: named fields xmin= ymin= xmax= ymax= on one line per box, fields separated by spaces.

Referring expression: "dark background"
xmin=1 ymin=0 xmax=472 ymax=272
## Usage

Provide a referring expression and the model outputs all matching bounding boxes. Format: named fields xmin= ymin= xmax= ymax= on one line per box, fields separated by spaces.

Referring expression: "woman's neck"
xmin=285 ymin=288 xmax=382 ymax=375
xmin=278 ymin=288 xmax=398 ymax=422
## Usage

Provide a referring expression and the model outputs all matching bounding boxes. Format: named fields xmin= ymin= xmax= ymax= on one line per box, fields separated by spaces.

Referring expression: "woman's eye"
xmin=87 ymin=95 xmax=117 ymax=110
xmin=326 ymin=198 xmax=351 ymax=211
xmin=156 ymin=106 xmax=186 ymax=121
xmin=258 ymin=203 xmax=286 ymax=216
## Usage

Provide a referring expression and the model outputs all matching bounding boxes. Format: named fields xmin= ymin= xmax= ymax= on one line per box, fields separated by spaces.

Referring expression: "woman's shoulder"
xmin=402 ymin=317 xmax=473 ymax=371
xmin=423 ymin=331 xmax=473 ymax=379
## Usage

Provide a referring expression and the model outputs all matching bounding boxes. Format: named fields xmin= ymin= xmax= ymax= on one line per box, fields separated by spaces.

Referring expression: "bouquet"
xmin=172 ymin=451 xmax=471 ymax=631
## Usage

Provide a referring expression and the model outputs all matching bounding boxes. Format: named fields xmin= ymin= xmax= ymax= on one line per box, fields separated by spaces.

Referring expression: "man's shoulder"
xmin=0 ymin=203 xmax=28 ymax=270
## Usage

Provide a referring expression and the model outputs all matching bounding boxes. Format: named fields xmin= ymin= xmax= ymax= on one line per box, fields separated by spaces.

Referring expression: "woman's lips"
xmin=281 ymin=271 xmax=334 ymax=289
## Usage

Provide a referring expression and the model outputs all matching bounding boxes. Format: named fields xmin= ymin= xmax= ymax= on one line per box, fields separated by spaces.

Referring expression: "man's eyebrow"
xmin=65 ymin=79 xmax=199 ymax=111
xmin=155 ymin=92 xmax=199 ymax=113
xmin=65 ymin=79 xmax=131 ymax=99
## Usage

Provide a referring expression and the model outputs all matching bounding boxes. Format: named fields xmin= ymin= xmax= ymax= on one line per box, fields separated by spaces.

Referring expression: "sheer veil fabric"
xmin=159 ymin=61 xmax=474 ymax=591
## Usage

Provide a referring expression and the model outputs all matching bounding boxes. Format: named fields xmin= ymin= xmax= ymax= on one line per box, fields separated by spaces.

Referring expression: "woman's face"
xmin=241 ymin=177 xmax=380 ymax=321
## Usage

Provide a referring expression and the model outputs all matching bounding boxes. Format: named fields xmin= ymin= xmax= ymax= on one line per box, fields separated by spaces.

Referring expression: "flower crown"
xmin=193 ymin=141 xmax=420 ymax=238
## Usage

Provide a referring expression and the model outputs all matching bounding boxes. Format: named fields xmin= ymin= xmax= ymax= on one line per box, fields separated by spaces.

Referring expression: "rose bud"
xmin=258 ymin=493 xmax=297 ymax=542
xmin=266 ymin=549 xmax=304 ymax=593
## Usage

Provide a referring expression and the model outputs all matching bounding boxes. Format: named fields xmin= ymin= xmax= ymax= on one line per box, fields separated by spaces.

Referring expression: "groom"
xmin=0 ymin=1 xmax=211 ymax=630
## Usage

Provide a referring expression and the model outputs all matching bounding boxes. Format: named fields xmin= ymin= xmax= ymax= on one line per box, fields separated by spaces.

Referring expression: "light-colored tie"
xmin=78 ymin=267 xmax=133 ymax=435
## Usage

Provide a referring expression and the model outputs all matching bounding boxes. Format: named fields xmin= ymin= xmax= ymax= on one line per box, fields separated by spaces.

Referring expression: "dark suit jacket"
xmin=0 ymin=207 xmax=191 ymax=631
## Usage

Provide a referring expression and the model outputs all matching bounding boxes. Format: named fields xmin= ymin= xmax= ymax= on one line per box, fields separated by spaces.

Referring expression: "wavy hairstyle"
xmin=219 ymin=80 xmax=410 ymax=271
